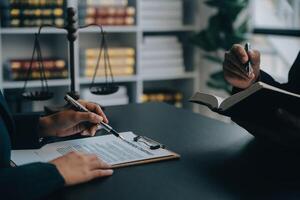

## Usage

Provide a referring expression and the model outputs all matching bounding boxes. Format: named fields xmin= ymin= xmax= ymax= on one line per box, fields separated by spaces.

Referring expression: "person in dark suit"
xmin=223 ymin=44 xmax=300 ymax=148
xmin=0 ymin=92 xmax=113 ymax=199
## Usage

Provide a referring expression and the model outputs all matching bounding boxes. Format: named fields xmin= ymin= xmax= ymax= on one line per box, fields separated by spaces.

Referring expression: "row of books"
xmin=6 ymin=0 xmax=64 ymax=7
xmin=141 ymin=36 xmax=185 ymax=76
xmin=81 ymin=86 xmax=129 ymax=106
xmin=5 ymin=59 xmax=67 ymax=80
xmin=142 ymin=89 xmax=183 ymax=108
xmin=0 ymin=0 xmax=66 ymax=27
xmin=82 ymin=86 xmax=183 ymax=108
xmin=81 ymin=47 xmax=135 ymax=77
xmin=140 ymin=0 xmax=183 ymax=27
xmin=78 ymin=0 xmax=135 ymax=26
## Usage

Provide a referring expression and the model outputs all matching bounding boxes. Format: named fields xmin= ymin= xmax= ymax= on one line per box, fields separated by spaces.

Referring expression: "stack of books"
xmin=142 ymin=89 xmax=183 ymax=108
xmin=0 ymin=0 xmax=66 ymax=27
xmin=81 ymin=86 xmax=129 ymax=106
xmin=141 ymin=36 xmax=185 ymax=76
xmin=5 ymin=59 xmax=67 ymax=81
xmin=81 ymin=47 xmax=135 ymax=77
xmin=79 ymin=0 xmax=135 ymax=26
xmin=140 ymin=0 xmax=183 ymax=27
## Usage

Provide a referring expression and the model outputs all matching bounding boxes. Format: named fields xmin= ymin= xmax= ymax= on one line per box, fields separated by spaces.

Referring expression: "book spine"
xmin=7 ymin=59 xmax=67 ymax=80
xmin=84 ymin=48 xmax=135 ymax=58
xmin=84 ymin=66 xmax=134 ymax=77
xmin=82 ymin=47 xmax=135 ymax=77
xmin=2 ymin=0 xmax=66 ymax=27
xmin=142 ymin=89 xmax=183 ymax=107
xmin=85 ymin=57 xmax=135 ymax=66
xmin=83 ymin=6 xmax=135 ymax=18
xmin=78 ymin=0 xmax=135 ymax=26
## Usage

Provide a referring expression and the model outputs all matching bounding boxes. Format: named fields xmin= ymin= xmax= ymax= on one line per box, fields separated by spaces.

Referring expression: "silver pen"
xmin=244 ymin=42 xmax=253 ymax=76
xmin=64 ymin=94 xmax=125 ymax=140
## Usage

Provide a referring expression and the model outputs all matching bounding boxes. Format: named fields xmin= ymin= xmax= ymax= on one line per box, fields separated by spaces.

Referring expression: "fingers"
xmin=93 ymin=104 xmax=108 ymax=123
xmin=224 ymin=72 xmax=253 ymax=89
xmin=87 ymin=155 xmax=113 ymax=178
xmin=74 ymin=112 xmax=103 ymax=124
xmin=231 ymin=44 xmax=249 ymax=64
xmin=248 ymin=49 xmax=260 ymax=66
xmin=88 ymin=155 xmax=111 ymax=170
xmin=223 ymin=44 xmax=261 ymax=89
xmin=81 ymin=124 xmax=98 ymax=136
xmin=65 ymin=111 xmax=102 ymax=137
xmin=78 ymin=100 xmax=109 ymax=123
xmin=55 ymin=123 xmax=86 ymax=137
xmin=91 ymin=169 xmax=114 ymax=178
xmin=224 ymin=53 xmax=249 ymax=79
xmin=223 ymin=51 xmax=256 ymax=89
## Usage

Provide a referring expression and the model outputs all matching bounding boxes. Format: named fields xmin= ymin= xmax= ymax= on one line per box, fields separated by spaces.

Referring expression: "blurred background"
xmin=0 ymin=0 xmax=299 ymax=122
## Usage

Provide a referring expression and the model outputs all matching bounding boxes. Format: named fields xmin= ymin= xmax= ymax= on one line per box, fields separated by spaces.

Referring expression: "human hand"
xmin=223 ymin=44 xmax=261 ymax=89
xmin=50 ymin=151 xmax=113 ymax=186
xmin=39 ymin=100 xmax=109 ymax=137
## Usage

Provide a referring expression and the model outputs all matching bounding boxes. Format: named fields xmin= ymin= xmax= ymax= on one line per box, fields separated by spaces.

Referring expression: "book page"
xmin=220 ymin=82 xmax=263 ymax=111
xmin=190 ymin=92 xmax=224 ymax=110
xmin=10 ymin=150 xmax=41 ymax=166
xmin=11 ymin=132 xmax=176 ymax=166
xmin=215 ymin=96 xmax=225 ymax=108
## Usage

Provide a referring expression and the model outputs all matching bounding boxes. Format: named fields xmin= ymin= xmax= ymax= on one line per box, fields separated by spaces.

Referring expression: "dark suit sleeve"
xmin=0 ymin=162 xmax=65 ymax=200
xmin=230 ymin=69 xmax=295 ymax=141
xmin=11 ymin=113 xmax=42 ymax=149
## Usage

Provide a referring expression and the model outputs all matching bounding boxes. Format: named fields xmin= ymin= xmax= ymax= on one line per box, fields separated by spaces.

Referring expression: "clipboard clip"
xmin=133 ymin=135 xmax=165 ymax=150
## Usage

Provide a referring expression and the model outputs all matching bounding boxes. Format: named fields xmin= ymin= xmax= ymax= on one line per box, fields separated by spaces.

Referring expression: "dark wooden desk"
xmin=52 ymin=103 xmax=300 ymax=200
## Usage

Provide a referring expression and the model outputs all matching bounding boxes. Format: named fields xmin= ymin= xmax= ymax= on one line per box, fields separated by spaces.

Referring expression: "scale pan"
xmin=22 ymin=91 xmax=53 ymax=101
xmin=90 ymin=84 xmax=119 ymax=95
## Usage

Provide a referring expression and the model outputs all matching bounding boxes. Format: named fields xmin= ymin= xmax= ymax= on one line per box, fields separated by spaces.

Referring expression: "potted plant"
xmin=191 ymin=0 xmax=249 ymax=93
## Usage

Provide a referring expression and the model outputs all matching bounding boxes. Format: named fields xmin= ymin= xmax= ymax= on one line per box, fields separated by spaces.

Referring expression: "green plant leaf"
xmin=191 ymin=0 xmax=249 ymax=93
xmin=206 ymin=70 xmax=232 ymax=93
xmin=203 ymin=54 xmax=223 ymax=64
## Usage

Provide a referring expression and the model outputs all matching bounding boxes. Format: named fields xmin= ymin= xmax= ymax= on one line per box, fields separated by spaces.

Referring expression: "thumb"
xmin=248 ymin=49 xmax=260 ymax=67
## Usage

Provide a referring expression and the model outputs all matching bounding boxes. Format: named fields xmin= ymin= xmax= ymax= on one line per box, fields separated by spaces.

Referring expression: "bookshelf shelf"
xmin=79 ymin=26 xmax=138 ymax=33
xmin=0 ymin=0 xmax=200 ymax=112
xmin=141 ymin=25 xmax=197 ymax=32
xmin=2 ymin=79 xmax=71 ymax=89
xmin=79 ymin=76 xmax=138 ymax=84
xmin=0 ymin=27 xmax=67 ymax=34
xmin=141 ymin=72 xmax=197 ymax=81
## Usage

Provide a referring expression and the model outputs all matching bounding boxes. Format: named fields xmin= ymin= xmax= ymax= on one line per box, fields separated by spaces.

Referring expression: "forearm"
xmin=0 ymin=162 xmax=65 ymax=200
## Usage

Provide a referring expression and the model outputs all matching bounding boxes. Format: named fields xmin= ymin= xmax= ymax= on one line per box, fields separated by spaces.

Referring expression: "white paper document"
xmin=11 ymin=132 xmax=178 ymax=166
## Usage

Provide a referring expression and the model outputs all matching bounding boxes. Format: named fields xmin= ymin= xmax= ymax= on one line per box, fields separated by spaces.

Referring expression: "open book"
xmin=190 ymin=82 xmax=300 ymax=115
xmin=11 ymin=132 xmax=180 ymax=168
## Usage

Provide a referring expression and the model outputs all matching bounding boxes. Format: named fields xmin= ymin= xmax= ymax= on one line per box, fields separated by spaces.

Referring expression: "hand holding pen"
xmin=223 ymin=43 xmax=261 ymax=89
xmin=38 ymin=99 xmax=108 ymax=138
xmin=64 ymin=94 xmax=125 ymax=139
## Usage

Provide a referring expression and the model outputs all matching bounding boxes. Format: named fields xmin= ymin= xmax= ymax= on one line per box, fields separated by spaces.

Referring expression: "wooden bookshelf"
xmin=0 ymin=0 xmax=200 ymax=112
